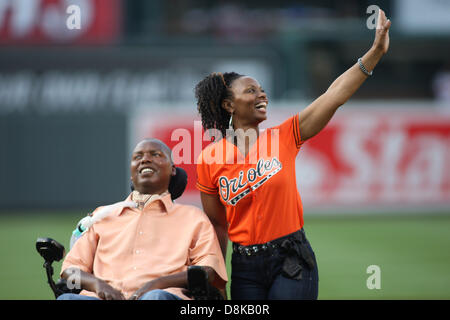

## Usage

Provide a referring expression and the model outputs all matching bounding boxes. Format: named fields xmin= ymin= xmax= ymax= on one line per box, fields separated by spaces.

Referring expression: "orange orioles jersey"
xmin=196 ymin=114 xmax=305 ymax=246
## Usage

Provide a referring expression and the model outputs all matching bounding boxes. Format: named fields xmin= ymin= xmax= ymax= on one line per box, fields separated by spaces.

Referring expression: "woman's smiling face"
xmin=223 ymin=76 xmax=269 ymax=128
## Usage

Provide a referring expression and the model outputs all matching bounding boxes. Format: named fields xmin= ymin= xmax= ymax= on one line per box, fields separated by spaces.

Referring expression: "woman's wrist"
xmin=369 ymin=44 xmax=386 ymax=59
xmin=359 ymin=47 xmax=384 ymax=74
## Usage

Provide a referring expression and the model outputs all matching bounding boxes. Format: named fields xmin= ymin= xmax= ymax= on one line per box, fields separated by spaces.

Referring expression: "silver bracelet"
xmin=358 ymin=58 xmax=373 ymax=76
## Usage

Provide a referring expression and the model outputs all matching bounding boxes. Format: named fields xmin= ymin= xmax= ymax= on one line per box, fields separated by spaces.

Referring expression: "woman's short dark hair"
xmin=195 ymin=72 xmax=243 ymax=137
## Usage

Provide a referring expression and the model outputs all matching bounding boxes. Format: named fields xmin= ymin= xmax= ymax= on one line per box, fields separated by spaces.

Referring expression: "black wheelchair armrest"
xmin=187 ymin=266 xmax=224 ymax=300
xmin=55 ymin=278 xmax=82 ymax=297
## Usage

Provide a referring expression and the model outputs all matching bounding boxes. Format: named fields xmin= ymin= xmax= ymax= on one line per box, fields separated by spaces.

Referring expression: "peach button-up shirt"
xmin=61 ymin=193 xmax=227 ymax=300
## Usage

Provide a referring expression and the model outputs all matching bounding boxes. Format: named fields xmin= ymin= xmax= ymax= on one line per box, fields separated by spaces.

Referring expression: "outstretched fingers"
xmin=377 ymin=9 xmax=391 ymax=32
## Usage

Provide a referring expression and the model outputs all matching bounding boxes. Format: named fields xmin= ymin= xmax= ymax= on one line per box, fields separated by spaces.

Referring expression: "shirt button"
xmin=135 ymin=250 xmax=140 ymax=254
xmin=139 ymin=231 xmax=143 ymax=235
xmin=133 ymin=266 xmax=137 ymax=270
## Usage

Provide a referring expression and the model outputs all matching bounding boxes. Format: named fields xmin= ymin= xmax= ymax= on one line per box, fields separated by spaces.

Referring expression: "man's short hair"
xmin=136 ymin=138 xmax=173 ymax=164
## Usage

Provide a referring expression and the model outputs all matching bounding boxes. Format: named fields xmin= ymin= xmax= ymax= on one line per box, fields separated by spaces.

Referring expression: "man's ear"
xmin=221 ymin=98 xmax=234 ymax=115
xmin=171 ymin=165 xmax=176 ymax=176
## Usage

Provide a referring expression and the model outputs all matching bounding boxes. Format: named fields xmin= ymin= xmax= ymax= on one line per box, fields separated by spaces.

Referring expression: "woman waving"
xmin=195 ymin=9 xmax=391 ymax=300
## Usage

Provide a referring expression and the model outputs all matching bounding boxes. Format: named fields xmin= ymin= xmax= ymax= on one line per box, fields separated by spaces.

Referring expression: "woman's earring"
xmin=228 ymin=113 xmax=233 ymax=130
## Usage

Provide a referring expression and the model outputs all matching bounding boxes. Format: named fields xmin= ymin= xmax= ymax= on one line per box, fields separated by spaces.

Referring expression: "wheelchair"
xmin=35 ymin=167 xmax=223 ymax=300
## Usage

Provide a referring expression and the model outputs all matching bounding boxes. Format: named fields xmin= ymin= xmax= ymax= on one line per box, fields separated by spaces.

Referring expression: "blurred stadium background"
xmin=0 ymin=0 xmax=449 ymax=299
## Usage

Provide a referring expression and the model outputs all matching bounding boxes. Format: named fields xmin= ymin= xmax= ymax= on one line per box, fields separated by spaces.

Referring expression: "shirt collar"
xmin=118 ymin=191 xmax=174 ymax=215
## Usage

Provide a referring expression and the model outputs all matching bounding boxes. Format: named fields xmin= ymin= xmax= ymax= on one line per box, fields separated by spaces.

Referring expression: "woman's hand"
xmin=372 ymin=9 xmax=391 ymax=55
xmin=297 ymin=8 xmax=392 ymax=142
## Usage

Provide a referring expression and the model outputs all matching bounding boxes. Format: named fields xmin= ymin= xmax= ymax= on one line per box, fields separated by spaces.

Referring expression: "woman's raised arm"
xmin=298 ymin=9 xmax=391 ymax=142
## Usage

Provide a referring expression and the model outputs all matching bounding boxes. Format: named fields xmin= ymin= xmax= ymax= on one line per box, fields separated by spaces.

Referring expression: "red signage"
xmin=0 ymin=0 xmax=121 ymax=44
xmin=296 ymin=111 xmax=450 ymax=208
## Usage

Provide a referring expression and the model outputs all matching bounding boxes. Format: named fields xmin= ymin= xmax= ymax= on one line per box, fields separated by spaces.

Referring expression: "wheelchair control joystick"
xmin=36 ymin=237 xmax=67 ymax=299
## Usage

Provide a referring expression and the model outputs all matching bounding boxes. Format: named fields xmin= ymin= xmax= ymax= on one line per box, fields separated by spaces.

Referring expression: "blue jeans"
xmin=230 ymin=230 xmax=319 ymax=300
xmin=57 ymin=289 xmax=182 ymax=300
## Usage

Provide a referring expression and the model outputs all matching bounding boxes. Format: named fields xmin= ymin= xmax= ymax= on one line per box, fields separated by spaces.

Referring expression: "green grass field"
xmin=1 ymin=211 xmax=449 ymax=299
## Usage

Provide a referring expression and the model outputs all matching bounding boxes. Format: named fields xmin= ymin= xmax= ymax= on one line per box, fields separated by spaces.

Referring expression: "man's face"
xmin=130 ymin=140 xmax=175 ymax=195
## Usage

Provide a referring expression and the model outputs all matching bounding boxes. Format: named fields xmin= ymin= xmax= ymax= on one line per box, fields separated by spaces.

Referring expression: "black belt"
xmin=232 ymin=229 xmax=305 ymax=256
xmin=232 ymin=229 xmax=316 ymax=280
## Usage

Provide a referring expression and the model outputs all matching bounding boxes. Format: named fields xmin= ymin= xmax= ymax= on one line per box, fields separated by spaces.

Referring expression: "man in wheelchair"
xmin=38 ymin=138 xmax=227 ymax=300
